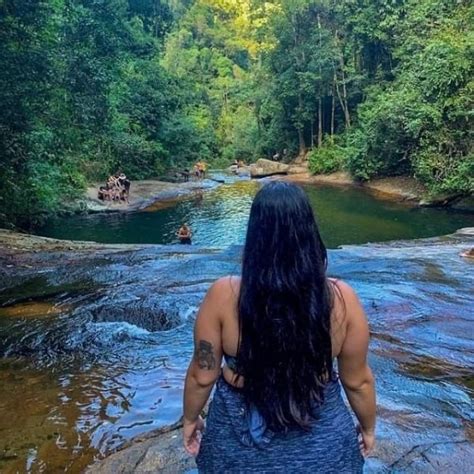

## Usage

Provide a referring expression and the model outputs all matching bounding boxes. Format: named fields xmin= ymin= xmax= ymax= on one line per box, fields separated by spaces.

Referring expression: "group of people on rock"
xmin=98 ymin=173 xmax=131 ymax=203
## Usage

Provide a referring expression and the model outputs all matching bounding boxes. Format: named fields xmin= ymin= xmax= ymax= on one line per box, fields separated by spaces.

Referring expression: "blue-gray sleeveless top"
xmin=196 ymin=374 xmax=364 ymax=473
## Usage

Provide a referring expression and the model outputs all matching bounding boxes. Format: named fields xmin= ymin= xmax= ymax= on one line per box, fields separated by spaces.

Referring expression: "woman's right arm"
xmin=336 ymin=282 xmax=376 ymax=456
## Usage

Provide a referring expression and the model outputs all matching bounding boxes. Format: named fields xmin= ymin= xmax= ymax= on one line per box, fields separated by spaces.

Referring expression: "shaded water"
xmin=0 ymin=231 xmax=473 ymax=472
xmin=36 ymin=179 xmax=474 ymax=248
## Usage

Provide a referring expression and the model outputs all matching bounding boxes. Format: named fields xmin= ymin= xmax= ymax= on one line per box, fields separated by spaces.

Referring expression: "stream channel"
xmin=0 ymin=176 xmax=473 ymax=472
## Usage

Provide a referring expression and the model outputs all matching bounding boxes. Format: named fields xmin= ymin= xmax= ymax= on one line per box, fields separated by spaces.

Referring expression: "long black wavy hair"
xmin=237 ymin=181 xmax=334 ymax=431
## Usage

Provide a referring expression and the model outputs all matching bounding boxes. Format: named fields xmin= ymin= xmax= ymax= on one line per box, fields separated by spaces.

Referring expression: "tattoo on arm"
xmin=195 ymin=340 xmax=216 ymax=370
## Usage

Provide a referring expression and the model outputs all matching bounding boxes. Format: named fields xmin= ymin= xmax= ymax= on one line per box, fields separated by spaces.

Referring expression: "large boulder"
xmin=227 ymin=165 xmax=250 ymax=177
xmin=250 ymin=159 xmax=290 ymax=178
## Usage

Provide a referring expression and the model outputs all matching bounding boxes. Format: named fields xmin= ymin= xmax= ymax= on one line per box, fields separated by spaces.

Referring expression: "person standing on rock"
xmin=118 ymin=173 xmax=130 ymax=203
xmin=183 ymin=181 xmax=376 ymax=472
xmin=196 ymin=160 xmax=206 ymax=179
xmin=194 ymin=163 xmax=201 ymax=180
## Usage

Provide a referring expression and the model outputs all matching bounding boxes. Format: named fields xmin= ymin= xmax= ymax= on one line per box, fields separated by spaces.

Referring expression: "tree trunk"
xmin=331 ymin=73 xmax=336 ymax=141
xmin=339 ymin=54 xmax=351 ymax=128
xmin=298 ymin=93 xmax=306 ymax=155
xmin=333 ymin=30 xmax=351 ymax=129
xmin=318 ymin=97 xmax=323 ymax=147
xmin=298 ymin=128 xmax=306 ymax=155
xmin=334 ymin=65 xmax=351 ymax=130
xmin=317 ymin=13 xmax=323 ymax=147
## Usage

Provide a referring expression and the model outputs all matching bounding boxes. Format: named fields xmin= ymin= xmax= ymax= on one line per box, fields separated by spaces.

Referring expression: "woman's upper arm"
xmin=189 ymin=279 xmax=226 ymax=386
xmin=336 ymin=282 xmax=371 ymax=390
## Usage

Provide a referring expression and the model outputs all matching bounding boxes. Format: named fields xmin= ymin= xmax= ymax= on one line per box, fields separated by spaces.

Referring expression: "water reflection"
xmin=36 ymin=179 xmax=474 ymax=248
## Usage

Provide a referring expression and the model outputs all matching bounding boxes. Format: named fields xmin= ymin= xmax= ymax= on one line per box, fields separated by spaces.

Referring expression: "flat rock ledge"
xmin=275 ymin=171 xmax=425 ymax=202
xmin=86 ymin=423 xmax=196 ymax=474
xmin=81 ymin=179 xmax=220 ymax=214
xmin=86 ymin=423 xmax=474 ymax=474
xmin=277 ymin=169 xmax=473 ymax=209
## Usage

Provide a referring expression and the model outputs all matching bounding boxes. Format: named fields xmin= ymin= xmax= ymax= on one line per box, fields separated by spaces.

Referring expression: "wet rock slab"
xmin=88 ymin=425 xmax=474 ymax=474
xmin=0 ymin=229 xmax=473 ymax=472
xmin=87 ymin=425 xmax=196 ymax=474
xmin=83 ymin=179 xmax=221 ymax=213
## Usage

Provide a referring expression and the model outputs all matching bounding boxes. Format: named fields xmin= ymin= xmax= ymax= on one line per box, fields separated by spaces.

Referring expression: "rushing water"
xmin=0 ymin=236 xmax=473 ymax=473
xmin=36 ymin=179 xmax=474 ymax=248
xmin=1 ymin=180 xmax=473 ymax=473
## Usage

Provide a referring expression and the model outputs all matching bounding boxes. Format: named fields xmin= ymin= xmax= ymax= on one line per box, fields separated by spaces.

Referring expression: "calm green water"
xmin=36 ymin=180 xmax=474 ymax=248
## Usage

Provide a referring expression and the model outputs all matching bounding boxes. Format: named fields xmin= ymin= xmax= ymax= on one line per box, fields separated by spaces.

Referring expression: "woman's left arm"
xmin=183 ymin=279 xmax=224 ymax=455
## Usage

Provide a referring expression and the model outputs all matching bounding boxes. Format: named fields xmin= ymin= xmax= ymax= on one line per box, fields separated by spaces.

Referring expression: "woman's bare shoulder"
xmin=328 ymin=278 xmax=363 ymax=324
xmin=211 ymin=275 xmax=240 ymax=289
xmin=207 ymin=276 xmax=241 ymax=302
xmin=329 ymin=278 xmax=359 ymax=302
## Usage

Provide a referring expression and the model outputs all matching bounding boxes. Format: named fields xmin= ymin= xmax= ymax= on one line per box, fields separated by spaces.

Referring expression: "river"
xmin=35 ymin=179 xmax=474 ymax=248
xmin=0 ymin=179 xmax=473 ymax=473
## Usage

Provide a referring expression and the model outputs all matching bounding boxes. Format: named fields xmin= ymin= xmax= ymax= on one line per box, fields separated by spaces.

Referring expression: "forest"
xmin=1 ymin=0 xmax=473 ymax=227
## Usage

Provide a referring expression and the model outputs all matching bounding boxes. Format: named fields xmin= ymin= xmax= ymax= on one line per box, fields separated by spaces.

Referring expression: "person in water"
xmin=177 ymin=223 xmax=192 ymax=244
xmin=183 ymin=181 xmax=376 ymax=472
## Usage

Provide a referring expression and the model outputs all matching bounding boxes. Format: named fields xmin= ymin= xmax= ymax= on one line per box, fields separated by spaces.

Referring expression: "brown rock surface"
xmin=83 ymin=179 xmax=219 ymax=213
xmin=275 ymin=172 xmax=427 ymax=203
xmin=287 ymin=164 xmax=309 ymax=174
xmin=364 ymin=176 xmax=427 ymax=202
xmin=249 ymin=159 xmax=290 ymax=178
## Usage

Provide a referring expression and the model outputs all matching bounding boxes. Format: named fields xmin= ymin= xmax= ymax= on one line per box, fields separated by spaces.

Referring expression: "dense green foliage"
xmin=1 ymin=0 xmax=472 ymax=227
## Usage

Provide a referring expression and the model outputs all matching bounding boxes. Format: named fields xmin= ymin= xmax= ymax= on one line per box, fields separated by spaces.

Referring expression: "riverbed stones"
xmin=249 ymin=159 xmax=290 ymax=178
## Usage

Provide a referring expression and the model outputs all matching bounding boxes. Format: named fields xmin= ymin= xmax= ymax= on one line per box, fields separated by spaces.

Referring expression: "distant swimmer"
xmin=177 ymin=223 xmax=192 ymax=244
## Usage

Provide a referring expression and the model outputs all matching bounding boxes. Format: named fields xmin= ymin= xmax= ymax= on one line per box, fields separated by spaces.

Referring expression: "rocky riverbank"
xmin=281 ymin=171 xmax=427 ymax=203
xmin=81 ymin=178 xmax=222 ymax=213
xmin=0 ymin=229 xmax=473 ymax=472
xmin=261 ymin=160 xmax=423 ymax=204
xmin=249 ymin=159 xmax=472 ymax=209
xmin=76 ymin=164 xmax=471 ymax=218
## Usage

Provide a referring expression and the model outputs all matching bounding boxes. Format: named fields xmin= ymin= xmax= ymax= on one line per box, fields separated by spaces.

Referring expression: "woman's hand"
xmin=357 ymin=425 xmax=375 ymax=457
xmin=183 ymin=416 xmax=205 ymax=456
